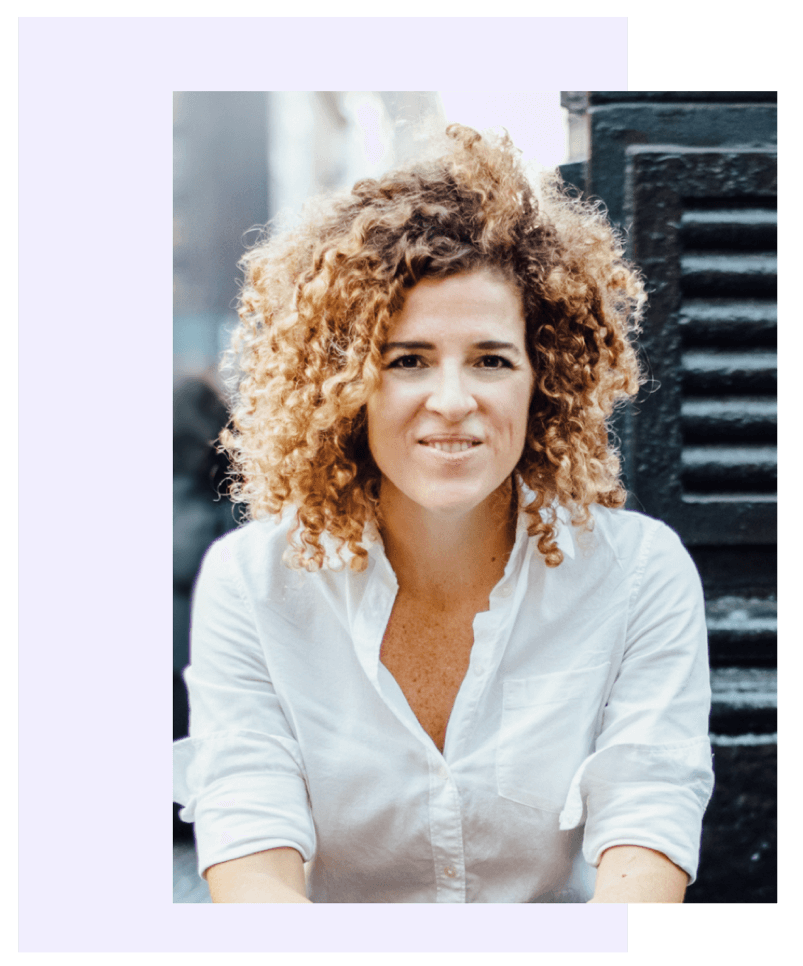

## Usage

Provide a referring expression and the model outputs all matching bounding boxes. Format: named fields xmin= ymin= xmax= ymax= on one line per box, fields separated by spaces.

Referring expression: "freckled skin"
xmin=380 ymin=593 xmax=482 ymax=753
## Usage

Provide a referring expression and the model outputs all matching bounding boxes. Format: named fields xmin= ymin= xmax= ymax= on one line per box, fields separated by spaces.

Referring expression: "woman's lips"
xmin=419 ymin=434 xmax=482 ymax=442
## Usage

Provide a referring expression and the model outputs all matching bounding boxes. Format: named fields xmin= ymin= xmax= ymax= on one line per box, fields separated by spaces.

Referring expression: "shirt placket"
xmin=351 ymin=555 xmax=469 ymax=900
xmin=427 ymin=755 xmax=466 ymax=901
xmin=443 ymin=529 xmax=534 ymax=764
xmin=427 ymin=530 xmax=534 ymax=901
xmin=349 ymin=531 xmax=534 ymax=903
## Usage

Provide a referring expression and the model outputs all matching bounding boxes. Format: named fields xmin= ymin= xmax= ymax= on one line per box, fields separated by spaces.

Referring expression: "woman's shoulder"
xmin=195 ymin=511 xmax=366 ymax=632
xmin=588 ymin=502 xmax=666 ymax=537
xmin=582 ymin=504 xmax=688 ymax=566
xmin=527 ymin=493 xmax=679 ymax=569
xmin=207 ymin=510 xmax=294 ymax=553
xmin=197 ymin=512 xmax=302 ymax=592
xmin=581 ymin=505 xmax=697 ymax=594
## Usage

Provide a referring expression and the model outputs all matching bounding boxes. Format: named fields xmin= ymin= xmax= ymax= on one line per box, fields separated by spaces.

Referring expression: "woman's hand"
xmin=206 ymin=846 xmax=312 ymax=903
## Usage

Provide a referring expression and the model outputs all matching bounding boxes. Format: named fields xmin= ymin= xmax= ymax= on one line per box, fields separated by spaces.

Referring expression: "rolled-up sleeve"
xmin=559 ymin=521 xmax=714 ymax=884
xmin=173 ymin=537 xmax=316 ymax=878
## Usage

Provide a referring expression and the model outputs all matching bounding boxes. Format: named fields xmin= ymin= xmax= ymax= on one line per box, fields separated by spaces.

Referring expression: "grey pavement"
xmin=174 ymin=841 xmax=212 ymax=903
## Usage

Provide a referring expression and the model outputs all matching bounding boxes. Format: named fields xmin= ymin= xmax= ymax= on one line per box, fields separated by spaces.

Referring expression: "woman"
xmin=173 ymin=125 xmax=714 ymax=903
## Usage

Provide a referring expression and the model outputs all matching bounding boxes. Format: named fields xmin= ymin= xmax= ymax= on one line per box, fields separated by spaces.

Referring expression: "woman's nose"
xmin=424 ymin=364 xmax=478 ymax=420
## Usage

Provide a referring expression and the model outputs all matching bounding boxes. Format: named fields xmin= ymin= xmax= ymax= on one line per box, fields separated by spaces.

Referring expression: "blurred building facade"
xmin=174 ymin=91 xmax=445 ymax=387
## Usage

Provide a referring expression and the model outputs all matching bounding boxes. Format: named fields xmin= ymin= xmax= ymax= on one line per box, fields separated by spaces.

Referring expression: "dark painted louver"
xmin=570 ymin=92 xmax=779 ymax=902
xmin=625 ymin=146 xmax=777 ymax=670
xmin=678 ymin=204 xmax=777 ymax=500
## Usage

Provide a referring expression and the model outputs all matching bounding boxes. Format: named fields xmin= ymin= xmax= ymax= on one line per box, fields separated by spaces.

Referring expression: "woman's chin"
xmin=379 ymin=474 xmax=514 ymax=522
xmin=409 ymin=487 xmax=500 ymax=519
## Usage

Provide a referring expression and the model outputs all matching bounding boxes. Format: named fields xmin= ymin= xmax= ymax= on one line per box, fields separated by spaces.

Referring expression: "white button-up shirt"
xmin=173 ymin=504 xmax=714 ymax=903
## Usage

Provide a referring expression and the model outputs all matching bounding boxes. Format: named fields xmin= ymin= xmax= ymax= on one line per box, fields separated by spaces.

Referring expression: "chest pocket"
xmin=496 ymin=662 xmax=611 ymax=813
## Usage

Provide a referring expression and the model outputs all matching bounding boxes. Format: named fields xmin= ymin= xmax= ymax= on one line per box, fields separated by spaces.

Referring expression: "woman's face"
xmin=366 ymin=268 xmax=534 ymax=520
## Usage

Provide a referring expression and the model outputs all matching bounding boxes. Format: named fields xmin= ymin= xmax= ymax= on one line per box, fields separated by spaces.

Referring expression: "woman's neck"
xmin=376 ymin=480 xmax=519 ymax=605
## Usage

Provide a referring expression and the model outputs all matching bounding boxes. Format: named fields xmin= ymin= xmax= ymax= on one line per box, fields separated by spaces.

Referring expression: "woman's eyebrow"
xmin=382 ymin=340 xmax=521 ymax=354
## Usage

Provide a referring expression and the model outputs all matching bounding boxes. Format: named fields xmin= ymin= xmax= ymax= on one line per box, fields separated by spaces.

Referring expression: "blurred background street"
xmin=174 ymin=841 xmax=212 ymax=903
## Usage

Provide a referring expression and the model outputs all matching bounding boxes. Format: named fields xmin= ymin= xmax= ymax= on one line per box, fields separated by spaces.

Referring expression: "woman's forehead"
xmin=389 ymin=268 xmax=525 ymax=337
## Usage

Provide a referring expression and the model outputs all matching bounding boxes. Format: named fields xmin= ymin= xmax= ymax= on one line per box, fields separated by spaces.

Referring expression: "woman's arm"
xmin=588 ymin=845 xmax=688 ymax=903
xmin=206 ymin=846 xmax=312 ymax=903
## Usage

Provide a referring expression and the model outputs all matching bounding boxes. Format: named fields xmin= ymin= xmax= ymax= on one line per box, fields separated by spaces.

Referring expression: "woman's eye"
xmin=388 ymin=356 xmax=418 ymax=369
xmin=388 ymin=356 xmax=513 ymax=369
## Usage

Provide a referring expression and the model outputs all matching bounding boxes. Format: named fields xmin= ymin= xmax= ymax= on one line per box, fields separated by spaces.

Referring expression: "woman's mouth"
xmin=418 ymin=437 xmax=483 ymax=454
xmin=412 ymin=435 xmax=485 ymax=469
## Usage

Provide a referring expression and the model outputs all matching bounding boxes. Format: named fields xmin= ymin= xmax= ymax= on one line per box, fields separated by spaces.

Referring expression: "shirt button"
xmin=474 ymin=663 xmax=485 ymax=676
xmin=438 ymin=765 xmax=449 ymax=780
xmin=498 ymin=585 xmax=512 ymax=598
xmin=443 ymin=866 xmax=456 ymax=878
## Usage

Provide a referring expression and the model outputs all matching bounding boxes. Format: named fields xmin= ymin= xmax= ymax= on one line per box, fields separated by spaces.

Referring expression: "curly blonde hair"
xmin=220 ymin=124 xmax=646 ymax=571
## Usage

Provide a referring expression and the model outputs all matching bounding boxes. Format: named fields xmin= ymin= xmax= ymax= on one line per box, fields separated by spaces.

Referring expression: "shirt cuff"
xmin=558 ymin=738 xmax=714 ymax=885
xmin=174 ymin=733 xmax=317 ymax=877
